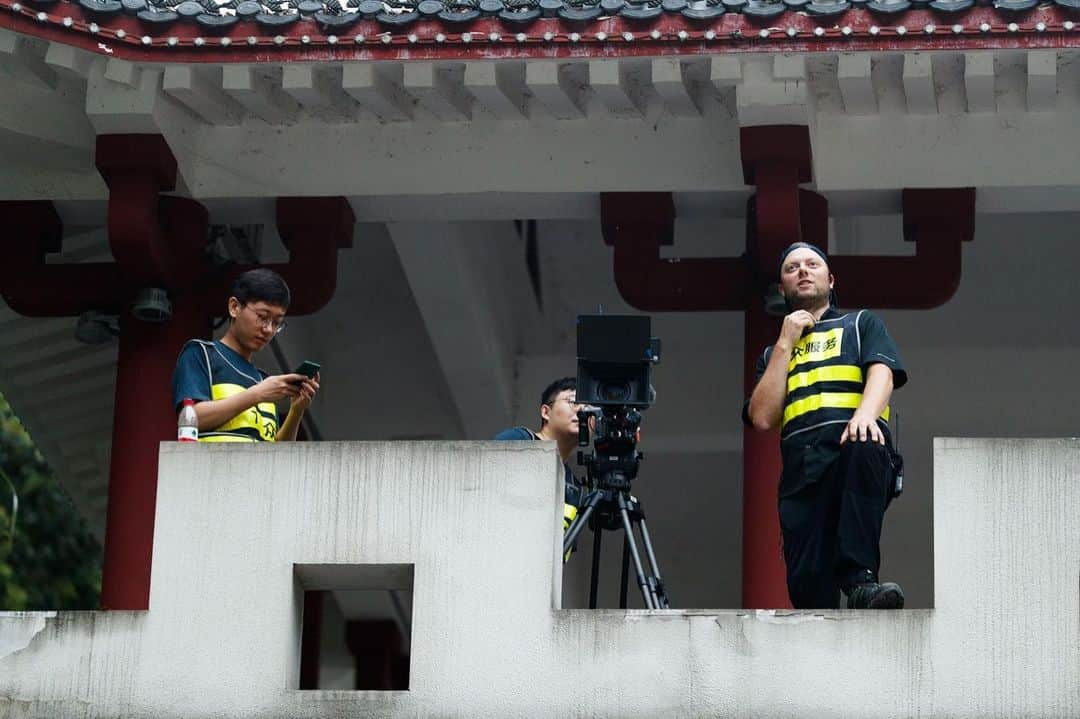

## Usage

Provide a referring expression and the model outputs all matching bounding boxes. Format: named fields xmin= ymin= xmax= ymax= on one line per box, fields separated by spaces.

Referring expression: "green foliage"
xmin=0 ymin=393 xmax=101 ymax=610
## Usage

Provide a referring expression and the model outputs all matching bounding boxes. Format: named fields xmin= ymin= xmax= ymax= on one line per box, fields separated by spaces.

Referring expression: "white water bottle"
xmin=178 ymin=398 xmax=198 ymax=442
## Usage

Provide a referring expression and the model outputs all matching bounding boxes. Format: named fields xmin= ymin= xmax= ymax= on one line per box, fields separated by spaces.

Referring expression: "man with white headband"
xmin=745 ymin=242 xmax=908 ymax=609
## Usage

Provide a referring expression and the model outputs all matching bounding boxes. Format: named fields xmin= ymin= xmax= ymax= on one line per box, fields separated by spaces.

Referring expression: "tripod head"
xmin=576 ymin=405 xmax=643 ymax=493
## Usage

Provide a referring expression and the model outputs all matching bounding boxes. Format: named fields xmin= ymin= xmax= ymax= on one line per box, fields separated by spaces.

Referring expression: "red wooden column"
xmin=741 ymin=301 xmax=786 ymax=607
xmin=95 ymin=136 xmax=209 ymax=609
xmin=739 ymin=126 xmax=815 ymax=608
xmin=101 ymin=304 xmax=208 ymax=609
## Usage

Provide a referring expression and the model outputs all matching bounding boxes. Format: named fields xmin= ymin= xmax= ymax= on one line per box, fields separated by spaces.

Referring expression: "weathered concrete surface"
xmin=1 ymin=439 xmax=1077 ymax=717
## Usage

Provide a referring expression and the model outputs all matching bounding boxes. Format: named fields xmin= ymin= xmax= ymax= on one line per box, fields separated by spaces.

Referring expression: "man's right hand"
xmin=254 ymin=374 xmax=308 ymax=402
xmin=778 ymin=310 xmax=816 ymax=348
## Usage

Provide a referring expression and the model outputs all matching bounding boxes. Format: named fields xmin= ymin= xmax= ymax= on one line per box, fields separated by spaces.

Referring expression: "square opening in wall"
xmin=295 ymin=563 xmax=413 ymax=691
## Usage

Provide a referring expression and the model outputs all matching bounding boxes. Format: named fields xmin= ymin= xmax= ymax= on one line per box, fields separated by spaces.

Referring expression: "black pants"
xmin=778 ymin=441 xmax=894 ymax=609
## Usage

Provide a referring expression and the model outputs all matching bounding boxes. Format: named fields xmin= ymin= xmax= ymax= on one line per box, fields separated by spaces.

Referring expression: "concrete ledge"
xmin=1 ymin=439 xmax=1077 ymax=717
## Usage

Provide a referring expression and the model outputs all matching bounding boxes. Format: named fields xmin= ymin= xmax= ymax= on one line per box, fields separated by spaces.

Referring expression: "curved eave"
xmin=2 ymin=1 xmax=1080 ymax=61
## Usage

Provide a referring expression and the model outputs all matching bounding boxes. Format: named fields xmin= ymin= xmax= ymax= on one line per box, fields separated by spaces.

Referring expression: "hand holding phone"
xmin=293 ymin=360 xmax=321 ymax=379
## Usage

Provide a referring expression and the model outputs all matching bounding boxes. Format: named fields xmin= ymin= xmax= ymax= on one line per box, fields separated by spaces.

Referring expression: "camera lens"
xmin=598 ymin=380 xmax=631 ymax=402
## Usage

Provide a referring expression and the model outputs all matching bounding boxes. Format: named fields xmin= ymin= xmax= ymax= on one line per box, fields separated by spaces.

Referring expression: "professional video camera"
xmin=574 ymin=314 xmax=659 ymax=493
xmin=565 ymin=314 xmax=669 ymax=609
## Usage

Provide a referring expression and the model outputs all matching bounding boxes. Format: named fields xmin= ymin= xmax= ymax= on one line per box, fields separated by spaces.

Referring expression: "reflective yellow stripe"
xmin=788 ymin=327 xmax=844 ymax=370
xmin=782 ymin=392 xmax=891 ymax=427
xmin=199 ymin=434 xmax=259 ymax=443
xmin=787 ymin=364 xmax=863 ymax=393
xmin=209 ymin=382 xmax=278 ymax=441
xmin=563 ymin=503 xmax=578 ymax=530
xmin=563 ymin=503 xmax=579 ymax=562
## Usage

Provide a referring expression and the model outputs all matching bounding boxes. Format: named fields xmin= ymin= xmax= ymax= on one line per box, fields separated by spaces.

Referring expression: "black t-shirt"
xmin=743 ymin=307 xmax=906 ymax=496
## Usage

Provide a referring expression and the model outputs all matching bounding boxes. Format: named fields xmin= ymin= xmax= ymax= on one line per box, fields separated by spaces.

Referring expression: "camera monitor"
xmin=576 ymin=314 xmax=659 ymax=408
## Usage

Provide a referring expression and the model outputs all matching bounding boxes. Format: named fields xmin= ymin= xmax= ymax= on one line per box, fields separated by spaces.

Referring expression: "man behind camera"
xmin=493 ymin=377 xmax=587 ymax=541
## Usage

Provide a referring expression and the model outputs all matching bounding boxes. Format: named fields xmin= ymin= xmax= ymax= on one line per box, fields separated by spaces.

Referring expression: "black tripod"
xmin=564 ymin=486 xmax=670 ymax=609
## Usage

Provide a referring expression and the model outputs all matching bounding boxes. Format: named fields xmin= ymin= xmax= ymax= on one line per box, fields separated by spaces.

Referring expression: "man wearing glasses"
xmin=494 ymin=377 xmax=590 ymax=548
xmin=171 ymin=268 xmax=319 ymax=442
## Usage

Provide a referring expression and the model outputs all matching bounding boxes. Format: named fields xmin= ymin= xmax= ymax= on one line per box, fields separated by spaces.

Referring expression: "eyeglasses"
xmin=550 ymin=398 xmax=596 ymax=412
xmin=244 ymin=305 xmax=287 ymax=333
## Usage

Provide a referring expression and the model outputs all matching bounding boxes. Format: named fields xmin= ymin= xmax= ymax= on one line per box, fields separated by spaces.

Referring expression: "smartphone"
xmin=293 ymin=360 xmax=321 ymax=379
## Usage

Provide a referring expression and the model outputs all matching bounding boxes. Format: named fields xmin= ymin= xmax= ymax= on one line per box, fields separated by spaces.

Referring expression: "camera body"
xmin=575 ymin=314 xmax=660 ymax=408
xmin=575 ymin=314 xmax=660 ymax=495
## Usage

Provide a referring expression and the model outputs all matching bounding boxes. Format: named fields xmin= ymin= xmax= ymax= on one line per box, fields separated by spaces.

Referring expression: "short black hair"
xmin=539 ymin=377 xmax=576 ymax=426
xmin=230 ymin=268 xmax=290 ymax=309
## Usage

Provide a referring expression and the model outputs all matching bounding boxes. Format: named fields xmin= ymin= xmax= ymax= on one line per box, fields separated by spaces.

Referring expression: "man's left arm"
xmin=276 ymin=373 xmax=319 ymax=442
xmin=842 ymin=311 xmax=907 ymax=444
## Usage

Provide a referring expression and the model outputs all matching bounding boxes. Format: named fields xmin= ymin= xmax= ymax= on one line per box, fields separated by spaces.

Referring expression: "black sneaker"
xmin=846 ymin=582 xmax=905 ymax=609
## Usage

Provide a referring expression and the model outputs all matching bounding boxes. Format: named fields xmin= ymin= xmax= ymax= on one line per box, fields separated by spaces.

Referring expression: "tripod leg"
xmin=563 ymin=490 xmax=602 ymax=558
xmin=617 ymin=494 xmax=655 ymax=610
xmin=588 ymin=526 xmax=603 ymax=609
xmin=619 ymin=534 xmax=630 ymax=609
xmin=637 ymin=517 xmax=669 ymax=609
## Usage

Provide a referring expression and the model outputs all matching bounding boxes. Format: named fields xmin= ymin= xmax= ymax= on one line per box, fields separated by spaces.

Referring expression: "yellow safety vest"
xmin=781 ymin=310 xmax=889 ymax=443
xmin=182 ymin=340 xmax=278 ymax=443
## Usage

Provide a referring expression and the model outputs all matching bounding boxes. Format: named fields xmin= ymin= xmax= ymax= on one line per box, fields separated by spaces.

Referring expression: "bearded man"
xmin=745 ymin=243 xmax=908 ymax=609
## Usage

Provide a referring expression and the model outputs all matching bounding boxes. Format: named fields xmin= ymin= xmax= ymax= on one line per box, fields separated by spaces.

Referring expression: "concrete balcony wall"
xmin=0 ymin=439 xmax=1077 ymax=717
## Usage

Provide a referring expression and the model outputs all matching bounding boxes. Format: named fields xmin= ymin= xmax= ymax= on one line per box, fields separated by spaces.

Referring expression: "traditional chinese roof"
xmin=3 ymin=0 xmax=1080 ymax=59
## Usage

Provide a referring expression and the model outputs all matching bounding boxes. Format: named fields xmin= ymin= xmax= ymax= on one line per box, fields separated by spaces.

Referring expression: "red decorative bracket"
xmin=96 ymin=135 xmax=208 ymax=292
xmin=259 ymin=196 xmax=354 ymax=316
xmin=0 ymin=201 xmax=125 ymax=316
xmin=600 ymin=192 xmax=747 ymax=311
xmin=602 ymin=126 xmax=974 ymax=313
xmin=831 ymin=188 xmax=975 ymax=309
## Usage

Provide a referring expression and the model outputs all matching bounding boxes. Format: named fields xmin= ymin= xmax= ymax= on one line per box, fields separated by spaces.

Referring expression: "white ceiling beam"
xmin=588 ymin=59 xmax=644 ymax=119
xmin=402 ymin=62 xmax=472 ymax=121
xmin=387 ymin=222 xmax=538 ymax=439
xmin=281 ymin=63 xmax=325 ymax=107
xmin=838 ymin=53 xmax=877 ymax=115
xmin=964 ymin=52 xmax=996 ymax=114
xmin=708 ymin=55 xmax=742 ymax=90
xmin=222 ymin=65 xmax=300 ymax=124
xmin=772 ymin=54 xmax=805 ymax=82
xmin=0 ymin=73 xmax=94 ymax=156
xmin=85 ymin=60 xmax=198 ymax=191
xmin=341 ymin=63 xmax=414 ymax=121
xmin=3 ymin=331 xmax=103 ymax=368
xmin=525 ymin=61 xmax=585 ymax=120
xmin=465 ymin=61 xmax=526 ymax=120
xmin=903 ymin=53 xmax=937 ymax=115
xmin=282 ymin=64 xmax=359 ymax=121
xmin=0 ymin=28 xmax=57 ymax=90
xmin=1027 ymin=51 xmax=1057 ymax=112
xmin=44 ymin=42 xmax=95 ymax=79
xmin=735 ymin=55 xmax=808 ymax=126
xmin=0 ymin=316 xmax=71 ymax=348
xmin=7 ymin=353 xmax=118 ymax=390
xmin=103 ymin=58 xmax=139 ymax=87
xmin=163 ymin=66 xmax=244 ymax=125
xmin=651 ymin=58 xmax=701 ymax=117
